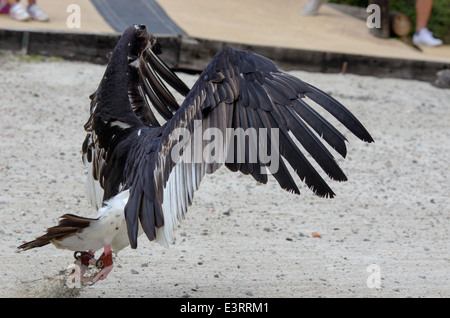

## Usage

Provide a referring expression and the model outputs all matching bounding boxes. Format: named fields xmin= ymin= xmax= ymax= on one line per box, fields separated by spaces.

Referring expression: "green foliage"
xmin=329 ymin=0 xmax=450 ymax=43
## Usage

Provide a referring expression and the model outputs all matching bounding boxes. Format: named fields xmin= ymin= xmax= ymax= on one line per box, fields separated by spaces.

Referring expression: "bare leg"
xmin=413 ymin=0 xmax=442 ymax=46
xmin=302 ymin=0 xmax=328 ymax=16
xmin=74 ymin=250 xmax=97 ymax=277
xmin=416 ymin=0 xmax=433 ymax=32
xmin=90 ymin=244 xmax=114 ymax=284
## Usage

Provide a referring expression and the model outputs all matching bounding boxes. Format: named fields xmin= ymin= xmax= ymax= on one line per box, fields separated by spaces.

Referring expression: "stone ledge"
xmin=1 ymin=27 xmax=448 ymax=82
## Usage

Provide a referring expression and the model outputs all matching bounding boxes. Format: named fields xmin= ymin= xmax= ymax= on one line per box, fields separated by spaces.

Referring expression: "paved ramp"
xmin=90 ymin=0 xmax=185 ymax=34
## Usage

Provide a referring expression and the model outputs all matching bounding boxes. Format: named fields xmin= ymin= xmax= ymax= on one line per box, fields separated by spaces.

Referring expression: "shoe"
xmin=413 ymin=28 xmax=443 ymax=47
xmin=27 ymin=4 xmax=49 ymax=22
xmin=302 ymin=0 xmax=328 ymax=15
xmin=9 ymin=3 xmax=31 ymax=21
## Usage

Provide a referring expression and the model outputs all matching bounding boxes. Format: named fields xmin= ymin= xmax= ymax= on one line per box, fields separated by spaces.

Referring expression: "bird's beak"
xmin=136 ymin=24 xmax=148 ymax=38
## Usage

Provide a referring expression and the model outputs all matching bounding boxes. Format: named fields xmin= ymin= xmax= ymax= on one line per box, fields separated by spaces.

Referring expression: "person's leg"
xmin=302 ymin=0 xmax=328 ymax=16
xmin=413 ymin=0 xmax=443 ymax=46
xmin=0 ymin=0 xmax=12 ymax=13
xmin=415 ymin=0 xmax=433 ymax=32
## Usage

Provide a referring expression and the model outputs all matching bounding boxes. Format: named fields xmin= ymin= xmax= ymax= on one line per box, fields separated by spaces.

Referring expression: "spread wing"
xmin=82 ymin=29 xmax=190 ymax=210
xmin=124 ymin=47 xmax=374 ymax=248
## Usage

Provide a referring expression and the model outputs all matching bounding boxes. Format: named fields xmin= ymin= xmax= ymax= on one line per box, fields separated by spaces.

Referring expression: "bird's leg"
xmin=73 ymin=250 xmax=96 ymax=276
xmin=89 ymin=244 xmax=114 ymax=284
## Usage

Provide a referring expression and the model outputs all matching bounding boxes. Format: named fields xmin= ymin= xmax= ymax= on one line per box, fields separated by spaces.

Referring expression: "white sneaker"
xmin=9 ymin=3 xmax=31 ymax=21
xmin=27 ymin=4 xmax=49 ymax=22
xmin=413 ymin=28 xmax=443 ymax=47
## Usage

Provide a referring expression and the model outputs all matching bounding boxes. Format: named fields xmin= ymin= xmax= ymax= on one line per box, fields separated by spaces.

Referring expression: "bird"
xmin=18 ymin=24 xmax=374 ymax=283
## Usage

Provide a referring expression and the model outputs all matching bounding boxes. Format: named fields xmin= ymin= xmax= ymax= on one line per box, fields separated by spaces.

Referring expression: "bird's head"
xmin=109 ymin=24 xmax=158 ymax=67
xmin=126 ymin=24 xmax=157 ymax=63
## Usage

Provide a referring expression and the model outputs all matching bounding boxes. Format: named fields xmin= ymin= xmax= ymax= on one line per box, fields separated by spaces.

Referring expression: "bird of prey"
xmin=18 ymin=24 xmax=373 ymax=283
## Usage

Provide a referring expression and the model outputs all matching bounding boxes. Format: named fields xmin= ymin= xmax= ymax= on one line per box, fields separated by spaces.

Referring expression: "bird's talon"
xmin=96 ymin=252 xmax=113 ymax=270
xmin=96 ymin=259 xmax=104 ymax=269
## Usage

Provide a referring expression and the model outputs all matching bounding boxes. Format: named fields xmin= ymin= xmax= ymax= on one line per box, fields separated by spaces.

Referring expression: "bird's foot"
xmin=79 ymin=245 xmax=114 ymax=284
xmin=89 ymin=251 xmax=114 ymax=284
xmin=73 ymin=250 xmax=96 ymax=276
xmin=71 ymin=247 xmax=114 ymax=284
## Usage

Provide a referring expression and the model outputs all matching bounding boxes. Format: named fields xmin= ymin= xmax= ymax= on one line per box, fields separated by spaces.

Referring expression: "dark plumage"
xmin=18 ymin=24 xmax=373 ymax=283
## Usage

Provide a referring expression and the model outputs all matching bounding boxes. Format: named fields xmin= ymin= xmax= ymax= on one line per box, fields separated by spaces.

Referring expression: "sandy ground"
xmin=0 ymin=51 xmax=449 ymax=298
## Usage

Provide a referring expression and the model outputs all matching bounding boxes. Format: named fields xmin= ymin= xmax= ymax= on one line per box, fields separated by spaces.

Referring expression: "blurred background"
xmin=330 ymin=0 xmax=449 ymax=44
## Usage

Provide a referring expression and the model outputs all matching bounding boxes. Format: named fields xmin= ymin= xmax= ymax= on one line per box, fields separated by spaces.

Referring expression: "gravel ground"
xmin=0 ymin=51 xmax=449 ymax=298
